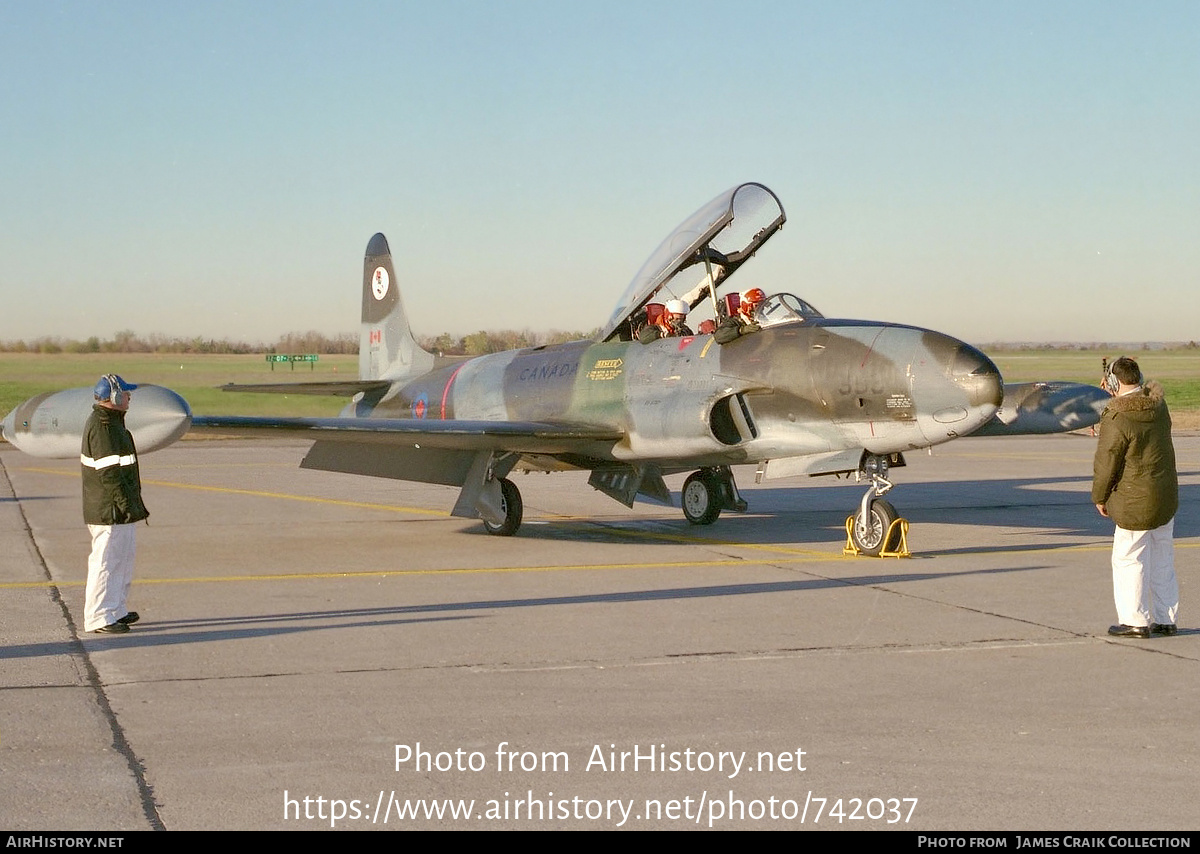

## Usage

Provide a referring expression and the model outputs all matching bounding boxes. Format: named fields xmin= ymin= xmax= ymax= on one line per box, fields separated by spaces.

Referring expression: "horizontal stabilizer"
xmin=220 ymin=381 xmax=392 ymax=397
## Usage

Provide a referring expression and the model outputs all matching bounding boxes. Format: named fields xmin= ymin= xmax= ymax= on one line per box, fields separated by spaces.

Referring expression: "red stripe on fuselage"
xmin=861 ymin=327 xmax=887 ymax=366
xmin=440 ymin=363 xmax=467 ymax=419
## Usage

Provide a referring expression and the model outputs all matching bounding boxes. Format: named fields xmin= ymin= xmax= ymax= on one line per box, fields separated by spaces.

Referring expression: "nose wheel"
xmin=848 ymin=497 xmax=903 ymax=555
xmin=844 ymin=454 xmax=909 ymax=557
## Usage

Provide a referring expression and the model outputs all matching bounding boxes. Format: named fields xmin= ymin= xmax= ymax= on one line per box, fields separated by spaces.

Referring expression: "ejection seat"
xmin=722 ymin=292 xmax=741 ymax=318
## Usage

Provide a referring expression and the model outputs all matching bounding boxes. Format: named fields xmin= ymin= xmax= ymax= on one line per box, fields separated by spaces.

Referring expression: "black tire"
xmin=483 ymin=478 xmax=523 ymax=536
xmin=850 ymin=498 xmax=900 ymax=556
xmin=682 ymin=471 xmax=722 ymax=525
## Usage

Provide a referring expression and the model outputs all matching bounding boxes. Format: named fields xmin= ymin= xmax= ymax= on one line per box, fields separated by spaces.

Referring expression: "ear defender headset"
xmin=94 ymin=374 xmax=133 ymax=408
xmin=1104 ymin=357 xmax=1143 ymax=395
xmin=1103 ymin=362 xmax=1120 ymax=395
xmin=109 ymin=375 xmax=129 ymax=408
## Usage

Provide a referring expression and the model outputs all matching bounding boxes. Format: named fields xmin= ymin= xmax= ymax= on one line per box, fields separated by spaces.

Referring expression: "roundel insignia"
xmin=372 ymin=266 xmax=390 ymax=301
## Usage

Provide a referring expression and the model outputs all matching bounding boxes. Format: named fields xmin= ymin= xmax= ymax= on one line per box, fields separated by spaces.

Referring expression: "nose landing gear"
xmin=844 ymin=454 xmax=909 ymax=557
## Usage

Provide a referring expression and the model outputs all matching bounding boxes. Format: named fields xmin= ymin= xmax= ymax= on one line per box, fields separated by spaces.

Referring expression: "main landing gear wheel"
xmin=682 ymin=471 xmax=722 ymax=525
xmin=850 ymin=498 xmax=900 ymax=556
xmin=483 ymin=478 xmax=523 ymax=536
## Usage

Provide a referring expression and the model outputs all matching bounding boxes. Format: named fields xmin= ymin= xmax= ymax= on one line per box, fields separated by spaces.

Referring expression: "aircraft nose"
xmin=913 ymin=332 xmax=1003 ymax=445
xmin=948 ymin=341 xmax=1004 ymax=410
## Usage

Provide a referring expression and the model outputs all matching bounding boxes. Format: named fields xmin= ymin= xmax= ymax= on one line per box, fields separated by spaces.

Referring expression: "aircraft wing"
xmin=189 ymin=415 xmax=622 ymax=453
xmin=190 ymin=415 xmax=625 ymax=491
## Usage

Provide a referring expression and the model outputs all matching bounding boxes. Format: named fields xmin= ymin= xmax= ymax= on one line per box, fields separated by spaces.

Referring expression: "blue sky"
xmin=2 ymin=1 xmax=1196 ymax=344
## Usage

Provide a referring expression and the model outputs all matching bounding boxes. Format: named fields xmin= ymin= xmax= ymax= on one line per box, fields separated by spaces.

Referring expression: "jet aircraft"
xmin=2 ymin=183 xmax=1108 ymax=554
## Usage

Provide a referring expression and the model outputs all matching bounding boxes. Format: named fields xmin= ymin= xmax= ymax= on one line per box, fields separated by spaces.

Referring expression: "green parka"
xmin=1091 ymin=382 xmax=1177 ymax=531
xmin=81 ymin=405 xmax=149 ymax=526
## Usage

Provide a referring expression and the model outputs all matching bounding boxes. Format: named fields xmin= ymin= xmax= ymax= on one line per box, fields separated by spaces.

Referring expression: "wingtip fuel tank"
xmin=967 ymin=381 xmax=1109 ymax=437
xmin=2 ymin=385 xmax=193 ymax=459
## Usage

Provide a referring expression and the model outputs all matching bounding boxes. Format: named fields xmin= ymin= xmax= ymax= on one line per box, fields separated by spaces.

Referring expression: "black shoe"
xmin=117 ymin=612 xmax=140 ymax=625
xmin=1150 ymin=623 xmax=1177 ymax=636
xmin=1108 ymin=624 xmax=1150 ymax=638
xmin=93 ymin=622 xmax=130 ymax=634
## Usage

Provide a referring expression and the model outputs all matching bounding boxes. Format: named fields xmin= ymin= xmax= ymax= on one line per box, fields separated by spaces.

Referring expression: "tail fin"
xmin=360 ymin=233 xmax=436 ymax=381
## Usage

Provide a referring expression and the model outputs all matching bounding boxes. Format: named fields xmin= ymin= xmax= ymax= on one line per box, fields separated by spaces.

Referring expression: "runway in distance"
xmin=3 ymin=183 xmax=1109 ymax=553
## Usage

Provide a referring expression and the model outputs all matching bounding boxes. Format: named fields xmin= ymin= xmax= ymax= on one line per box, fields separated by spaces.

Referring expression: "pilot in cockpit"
xmin=738 ymin=288 xmax=765 ymax=321
xmin=714 ymin=287 xmax=765 ymax=344
xmin=638 ymin=299 xmax=694 ymax=343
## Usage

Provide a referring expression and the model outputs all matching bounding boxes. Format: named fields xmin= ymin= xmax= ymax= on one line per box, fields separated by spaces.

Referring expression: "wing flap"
xmin=300 ymin=440 xmax=477 ymax=485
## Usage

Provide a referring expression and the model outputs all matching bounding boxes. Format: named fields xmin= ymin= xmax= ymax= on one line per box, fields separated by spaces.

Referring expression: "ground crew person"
xmin=1092 ymin=357 xmax=1179 ymax=638
xmin=81 ymin=374 xmax=149 ymax=634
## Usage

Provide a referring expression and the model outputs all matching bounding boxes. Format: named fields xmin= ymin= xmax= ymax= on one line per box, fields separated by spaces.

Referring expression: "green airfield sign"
xmin=266 ymin=354 xmax=319 ymax=370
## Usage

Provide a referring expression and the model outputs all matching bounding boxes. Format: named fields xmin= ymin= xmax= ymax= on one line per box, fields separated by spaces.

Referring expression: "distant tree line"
xmin=979 ymin=341 xmax=1199 ymax=351
xmin=0 ymin=328 xmax=596 ymax=355
xmin=418 ymin=328 xmax=598 ymax=356
xmin=0 ymin=329 xmax=359 ymax=355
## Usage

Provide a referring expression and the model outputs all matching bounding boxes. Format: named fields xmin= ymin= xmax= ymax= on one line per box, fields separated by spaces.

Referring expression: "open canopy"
xmin=600 ymin=182 xmax=785 ymax=342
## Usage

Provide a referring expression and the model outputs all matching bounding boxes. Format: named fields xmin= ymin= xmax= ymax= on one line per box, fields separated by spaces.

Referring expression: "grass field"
xmin=2 ymin=348 xmax=1197 ymax=430
xmin=987 ymin=348 xmax=1200 ymax=428
xmin=0 ymin=353 xmax=358 ymax=419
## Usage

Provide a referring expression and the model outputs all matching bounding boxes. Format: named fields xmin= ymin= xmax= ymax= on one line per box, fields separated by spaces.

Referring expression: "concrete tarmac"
xmin=1 ymin=434 xmax=1196 ymax=831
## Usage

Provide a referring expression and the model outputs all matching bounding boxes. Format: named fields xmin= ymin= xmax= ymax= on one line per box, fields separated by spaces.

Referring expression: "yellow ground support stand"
xmin=842 ymin=515 xmax=911 ymax=558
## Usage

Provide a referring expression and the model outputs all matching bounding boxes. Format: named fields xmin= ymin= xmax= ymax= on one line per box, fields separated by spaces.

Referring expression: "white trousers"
xmin=85 ymin=523 xmax=137 ymax=631
xmin=1112 ymin=518 xmax=1178 ymax=627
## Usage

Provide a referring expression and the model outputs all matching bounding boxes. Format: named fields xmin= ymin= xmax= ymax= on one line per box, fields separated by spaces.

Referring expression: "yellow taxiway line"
xmin=19 ymin=465 xmax=449 ymax=518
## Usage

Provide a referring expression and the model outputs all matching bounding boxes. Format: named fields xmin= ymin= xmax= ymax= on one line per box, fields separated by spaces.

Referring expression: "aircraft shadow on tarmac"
xmin=483 ymin=476 xmax=1198 ymax=549
xmin=0 ymin=564 xmax=1058 ymax=659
